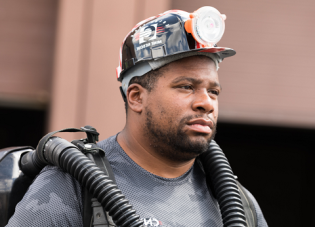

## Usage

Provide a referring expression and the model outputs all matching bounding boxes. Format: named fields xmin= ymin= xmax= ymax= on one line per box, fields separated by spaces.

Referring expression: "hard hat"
xmin=117 ymin=6 xmax=236 ymax=96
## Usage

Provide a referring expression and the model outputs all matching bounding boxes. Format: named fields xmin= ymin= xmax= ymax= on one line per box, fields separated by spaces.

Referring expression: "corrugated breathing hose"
xmin=199 ymin=140 xmax=248 ymax=227
xmin=20 ymin=126 xmax=247 ymax=227
xmin=20 ymin=134 xmax=144 ymax=227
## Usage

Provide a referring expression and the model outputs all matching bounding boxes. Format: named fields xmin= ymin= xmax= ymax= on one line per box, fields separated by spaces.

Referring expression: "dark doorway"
xmin=215 ymin=122 xmax=315 ymax=227
xmin=0 ymin=107 xmax=47 ymax=149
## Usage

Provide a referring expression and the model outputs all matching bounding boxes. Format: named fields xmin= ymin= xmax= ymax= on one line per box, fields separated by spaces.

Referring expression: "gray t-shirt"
xmin=7 ymin=135 xmax=268 ymax=227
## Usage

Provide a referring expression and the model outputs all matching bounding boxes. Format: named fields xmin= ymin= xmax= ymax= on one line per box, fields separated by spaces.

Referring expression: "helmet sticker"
xmin=134 ymin=21 xmax=165 ymax=52
xmin=139 ymin=24 xmax=157 ymax=44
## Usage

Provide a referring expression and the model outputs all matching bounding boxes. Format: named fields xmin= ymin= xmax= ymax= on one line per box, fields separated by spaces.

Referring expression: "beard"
xmin=144 ymin=107 xmax=217 ymax=162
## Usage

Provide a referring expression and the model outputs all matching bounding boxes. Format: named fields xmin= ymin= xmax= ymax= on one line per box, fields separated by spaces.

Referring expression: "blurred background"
xmin=0 ymin=0 xmax=314 ymax=226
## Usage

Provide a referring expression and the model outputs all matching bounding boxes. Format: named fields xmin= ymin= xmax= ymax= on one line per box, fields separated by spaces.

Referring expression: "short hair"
xmin=124 ymin=66 xmax=167 ymax=113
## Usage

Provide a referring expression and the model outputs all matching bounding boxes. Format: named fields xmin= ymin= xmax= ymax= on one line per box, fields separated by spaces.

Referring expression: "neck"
xmin=117 ymin=126 xmax=195 ymax=178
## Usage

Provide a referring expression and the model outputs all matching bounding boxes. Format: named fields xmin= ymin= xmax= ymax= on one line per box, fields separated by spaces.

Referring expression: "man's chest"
xmin=112 ymin=167 xmax=223 ymax=227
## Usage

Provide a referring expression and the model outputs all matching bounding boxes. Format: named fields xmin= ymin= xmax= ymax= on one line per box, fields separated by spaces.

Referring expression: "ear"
xmin=126 ymin=84 xmax=146 ymax=113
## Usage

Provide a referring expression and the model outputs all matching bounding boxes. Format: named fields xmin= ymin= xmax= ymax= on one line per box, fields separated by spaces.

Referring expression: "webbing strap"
xmin=83 ymin=184 xmax=93 ymax=227
xmin=93 ymin=150 xmax=117 ymax=185
xmin=91 ymin=198 xmax=108 ymax=226
xmin=83 ymin=148 xmax=117 ymax=227
xmin=196 ymin=157 xmax=257 ymax=227
xmin=236 ymin=181 xmax=258 ymax=227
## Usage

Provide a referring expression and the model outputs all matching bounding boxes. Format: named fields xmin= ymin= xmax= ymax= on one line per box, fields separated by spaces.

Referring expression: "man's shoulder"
xmin=6 ymin=165 xmax=83 ymax=227
xmin=27 ymin=165 xmax=83 ymax=206
xmin=97 ymin=134 xmax=121 ymax=158
xmin=97 ymin=134 xmax=117 ymax=151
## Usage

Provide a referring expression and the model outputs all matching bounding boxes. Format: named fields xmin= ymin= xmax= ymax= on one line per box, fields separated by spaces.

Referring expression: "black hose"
xmin=199 ymin=140 xmax=247 ymax=227
xmin=20 ymin=126 xmax=247 ymax=227
xmin=21 ymin=136 xmax=143 ymax=227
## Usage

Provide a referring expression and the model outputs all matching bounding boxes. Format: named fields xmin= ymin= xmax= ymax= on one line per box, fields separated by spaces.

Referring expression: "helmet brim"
xmin=196 ymin=46 xmax=236 ymax=59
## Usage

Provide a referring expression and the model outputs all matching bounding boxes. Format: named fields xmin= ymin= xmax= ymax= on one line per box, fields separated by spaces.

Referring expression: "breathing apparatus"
xmin=0 ymin=126 xmax=249 ymax=227
xmin=18 ymin=126 xmax=144 ymax=227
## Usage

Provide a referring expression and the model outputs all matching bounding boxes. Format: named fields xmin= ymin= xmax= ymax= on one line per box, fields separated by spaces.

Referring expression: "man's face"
xmin=143 ymin=56 xmax=220 ymax=162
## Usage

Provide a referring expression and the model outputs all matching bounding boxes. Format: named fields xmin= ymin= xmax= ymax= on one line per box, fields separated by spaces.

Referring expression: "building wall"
xmin=1 ymin=0 xmax=315 ymax=138
xmin=0 ymin=0 xmax=57 ymax=110
xmin=49 ymin=0 xmax=171 ymax=141
xmin=172 ymin=0 xmax=315 ymax=128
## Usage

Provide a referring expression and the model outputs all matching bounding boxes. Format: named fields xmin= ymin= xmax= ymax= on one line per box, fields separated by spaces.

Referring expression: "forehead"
xmin=160 ymin=56 xmax=219 ymax=83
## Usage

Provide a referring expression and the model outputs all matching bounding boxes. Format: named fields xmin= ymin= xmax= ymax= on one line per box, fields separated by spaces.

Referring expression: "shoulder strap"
xmin=236 ymin=181 xmax=258 ymax=227
xmin=83 ymin=149 xmax=117 ymax=227
xmin=83 ymin=184 xmax=94 ymax=227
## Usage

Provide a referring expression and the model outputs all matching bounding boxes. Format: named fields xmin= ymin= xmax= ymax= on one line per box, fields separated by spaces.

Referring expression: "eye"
xmin=180 ymin=85 xmax=193 ymax=90
xmin=208 ymin=89 xmax=220 ymax=96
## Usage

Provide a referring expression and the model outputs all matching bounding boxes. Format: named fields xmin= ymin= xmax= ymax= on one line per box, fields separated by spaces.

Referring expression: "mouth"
xmin=186 ymin=118 xmax=214 ymax=134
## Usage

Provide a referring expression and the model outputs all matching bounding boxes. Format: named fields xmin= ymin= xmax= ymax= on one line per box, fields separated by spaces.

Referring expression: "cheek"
xmin=165 ymin=93 xmax=187 ymax=110
xmin=156 ymin=95 xmax=184 ymax=121
xmin=149 ymin=87 xmax=192 ymax=123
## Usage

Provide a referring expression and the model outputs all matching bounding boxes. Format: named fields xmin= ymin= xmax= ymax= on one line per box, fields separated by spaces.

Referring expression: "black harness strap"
xmin=91 ymin=198 xmax=108 ymax=227
xmin=236 ymin=181 xmax=258 ymax=227
xmin=83 ymin=149 xmax=117 ymax=227
xmin=197 ymin=158 xmax=257 ymax=227
xmin=93 ymin=150 xmax=116 ymax=185
xmin=83 ymin=184 xmax=94 ymax=227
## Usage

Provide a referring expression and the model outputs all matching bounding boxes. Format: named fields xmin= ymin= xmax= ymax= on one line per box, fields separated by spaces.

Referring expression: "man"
xmin=7 ymin=7 xmax=268 ymax=227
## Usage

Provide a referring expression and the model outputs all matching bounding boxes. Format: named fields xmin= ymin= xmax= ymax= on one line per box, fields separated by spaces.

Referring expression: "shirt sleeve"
xmin=243 ymin=187 xmax=268 ymax=227
xmin=6 ymin=166 xmax=83 ymax=227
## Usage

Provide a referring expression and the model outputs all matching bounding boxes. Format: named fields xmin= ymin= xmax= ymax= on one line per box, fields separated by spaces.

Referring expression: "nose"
xmin=191 ymin=89 xmax=215 ymax=113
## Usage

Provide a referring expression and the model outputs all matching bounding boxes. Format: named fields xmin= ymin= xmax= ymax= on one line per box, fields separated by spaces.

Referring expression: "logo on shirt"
xmin=142 ymin=217 xmax=162 ymax=226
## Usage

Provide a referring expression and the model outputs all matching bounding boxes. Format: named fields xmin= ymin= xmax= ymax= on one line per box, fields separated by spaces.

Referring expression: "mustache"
xmin=180 ymin=114 xmax=216 ymax=128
